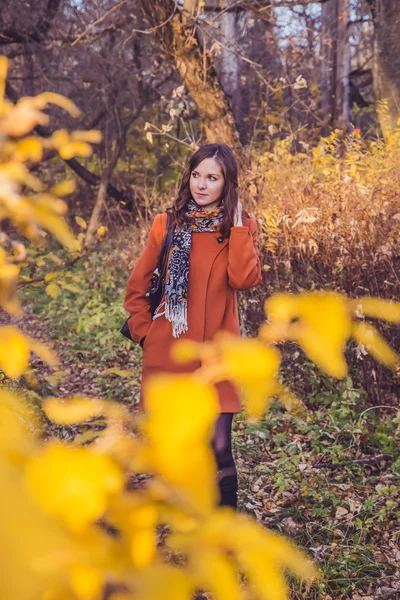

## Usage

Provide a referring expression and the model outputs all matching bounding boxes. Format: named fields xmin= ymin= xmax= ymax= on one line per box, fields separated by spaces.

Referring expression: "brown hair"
xmin=169 ymin=143 xmax=239 ymax=238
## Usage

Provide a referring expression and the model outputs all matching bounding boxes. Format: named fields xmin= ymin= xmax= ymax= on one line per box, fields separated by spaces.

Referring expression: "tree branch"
xmin=5 ymin=80 xmax=137 ymax=211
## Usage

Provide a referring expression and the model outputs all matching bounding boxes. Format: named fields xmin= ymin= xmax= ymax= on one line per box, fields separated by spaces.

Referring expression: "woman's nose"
xmin=198 ymin=179 xmax=207 ymax=189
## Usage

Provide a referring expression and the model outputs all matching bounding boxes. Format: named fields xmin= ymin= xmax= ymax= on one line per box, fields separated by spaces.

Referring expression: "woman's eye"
xmin=209 ymin=176 xmax=216 ymax=181
xmin=192 ymin=172 xmax=197 ymax=178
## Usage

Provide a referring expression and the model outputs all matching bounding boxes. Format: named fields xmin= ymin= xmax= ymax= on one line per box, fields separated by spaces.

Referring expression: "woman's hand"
xmin=233 ymin=199 xmax=243 ymax=227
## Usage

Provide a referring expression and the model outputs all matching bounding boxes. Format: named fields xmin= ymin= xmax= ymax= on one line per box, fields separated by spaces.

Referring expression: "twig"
xmin=313 ymin=453 xmax=393 ymax=470
xmin=71 ymin=0 xmax=129 ymax=46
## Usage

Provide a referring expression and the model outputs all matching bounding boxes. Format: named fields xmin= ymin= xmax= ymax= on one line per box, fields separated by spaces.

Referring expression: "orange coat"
xmin=123 ymin=212 xmax=262 ymax=412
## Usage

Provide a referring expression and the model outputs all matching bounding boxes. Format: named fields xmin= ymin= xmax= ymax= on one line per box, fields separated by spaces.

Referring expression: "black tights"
xmin=211 ymin=413 xmax=238 ymax=510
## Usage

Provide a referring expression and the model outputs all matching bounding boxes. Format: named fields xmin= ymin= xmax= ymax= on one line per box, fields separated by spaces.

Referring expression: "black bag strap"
xmin=157 ymin=212 xmax=174 ymax=280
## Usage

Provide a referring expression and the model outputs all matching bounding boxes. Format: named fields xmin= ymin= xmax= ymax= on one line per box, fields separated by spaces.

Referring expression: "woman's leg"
xmin=211 ymin=413 xmax=238 ymax=510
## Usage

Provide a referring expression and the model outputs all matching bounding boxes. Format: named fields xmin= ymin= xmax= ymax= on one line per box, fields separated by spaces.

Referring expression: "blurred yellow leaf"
xmin=143 ymin=374 xmax=219 ymax=511
xmin=15 ymin=137 xmax=43 ymax=162
xmin=59 ymin=141 xmax=92 ymax=160
xmin=189 ymin=547 xmax=242 ymax=600
xmin=43 ymin=397 xmax=106 ymax=425
xmin=102 ymin=368 xmax=134 ymax=377
xmin=1 ymin=98 xmax=49 ymax=137
xmin=25 ymin=442 xmax=124 ymax=532
xmin=69 ymin=565 xmax=103 ymax=600
xmin=97 ymin=226 xmax=108 ymax=240
xmin=71 ymin=130 xmax=102 ymax=143
xmin=46 ymin=283 xmax=60 ymax=299
xmin=27 ymin=338 xmax=58 ymax=368
xmin=263 ymin=292 xmax=351 ymax=379
xmin=135 ymin=564 xmax=193 ymax=600
xmin=349 ymin=297 xmax=400 ymax=323
xmin=131 ymin=529 xmax=157 ymax=570
xmin=51 ymin=180 xmax=76 ymax=197
xmin=352 ymin=322 xmax=399 ymax=370
xmin=44 ymin=271 xmax=62 ymax=282
xmin=0 ymin=325 xmax=30 ymax=378
xmin=75 ymin=216 xmax=87 ymax=229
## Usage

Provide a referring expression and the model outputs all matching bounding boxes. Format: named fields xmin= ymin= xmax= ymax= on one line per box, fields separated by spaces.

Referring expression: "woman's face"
xmin=189 ymin=157 xmax=225 ymax=211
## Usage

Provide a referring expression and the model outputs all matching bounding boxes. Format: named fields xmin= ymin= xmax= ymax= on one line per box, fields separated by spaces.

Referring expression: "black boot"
xmin=217 ymin=471 xmax=238 ymax=510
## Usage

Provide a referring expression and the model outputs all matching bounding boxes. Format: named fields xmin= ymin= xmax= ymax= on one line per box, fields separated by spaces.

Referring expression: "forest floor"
xmin=2 ymin=232 xmax=399 ymax=600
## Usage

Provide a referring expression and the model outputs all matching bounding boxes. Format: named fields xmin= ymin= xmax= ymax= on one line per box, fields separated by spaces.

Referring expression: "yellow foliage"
xmin=261 ymin=292 xmax=400 ymax=378
xmin=0 ymin=325 xmax=30 ymax=378
xmin=46 ymin=283 xmax=60 ymax=298
xmin=143 ymin=374 xmax=220 ymax=512
xmin=25 ymin=442 xmax=124 ymax=532
xmin=262 ymin=292 xmax=351 ymax=378
xmin=69 ymin=565 xmax=103 ymax=600
xmin=97 ymin=225 xmax=108 ymax=240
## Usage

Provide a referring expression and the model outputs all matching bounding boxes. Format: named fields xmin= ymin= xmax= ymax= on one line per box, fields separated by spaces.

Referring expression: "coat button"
xmin=217 ymin=236 xmax=224 ymax=243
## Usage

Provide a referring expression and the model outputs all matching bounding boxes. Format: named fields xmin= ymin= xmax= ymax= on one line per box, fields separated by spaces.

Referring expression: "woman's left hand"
xmin=234 ymin=199 xmax=243 ymax=227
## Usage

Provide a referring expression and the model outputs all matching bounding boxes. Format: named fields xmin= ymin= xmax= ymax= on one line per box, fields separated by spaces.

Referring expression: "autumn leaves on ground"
xmin=1 ymin=56 xmax=400 ymax=600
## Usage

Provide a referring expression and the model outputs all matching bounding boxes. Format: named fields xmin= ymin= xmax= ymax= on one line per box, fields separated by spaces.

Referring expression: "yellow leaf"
xmin=44 ymin=271 xmax=61 ymax=282
xmin=0 ymin=260 xmax=21 ymax=316
xmin=71 ymin=130 xmax=102 ymax=143
xmin=274 ymin=383 xmax=308 ymax=417
xmin=32 ymin=204 xmax=75 ymax=250
xmin=97 ymin=225 xmax=108 ymax=240
xmin=135 ymin=564 xmax=193 ymax=600
xmin=75 ymin=216 xmax=87 ymax=229
xmin=0 ymin=326 xmax=30 ymax=378
xmin=102 ymin=368 xmax=134 ymax=377
xmin=143 ymin=374 xmax=219 ymax=511
xmin=349 ymin=297 xmax=400 ymax=323
xmin=15 ymin=137 xmax=43 ymax=162
xmin=263 ymin=292 xmax=351 ymax=379
xmin=218 ymin=337 xmax=281 ymax=419
xmin=46 ymin=283 xmax=60 ymax=299
xmin=2 ymin=98 xmax=49 ymax=137
xmin=146 ymin=131 xmax=153 ymax=144
xmin=69 ymin=565 xmax=103 ymax=600
xmin=352 ymin=322 xmax=399 ymax=370
xmin=27 ymin=338 xmax=58 ymax=368
xmin=36 ymin=92 xmax=81 ymax=117
xmin=25 ymin=442 xmax=124 ymax=532
xmin=59 ymin=141 xmax=92 ymax=160
xmin=131 ymin=529 xmax=157 ymax=570
xmin=51 ymin=180 xmax=76 ymax=197
xmin=189 ymin=547 xmax=242 ymax=600
xmin=43 ymin=397 xmax=106 ymax=425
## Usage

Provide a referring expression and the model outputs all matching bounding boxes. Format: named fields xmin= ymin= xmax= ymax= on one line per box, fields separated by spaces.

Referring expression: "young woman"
xmin=123 ymin=143 xmax=262 ymax=509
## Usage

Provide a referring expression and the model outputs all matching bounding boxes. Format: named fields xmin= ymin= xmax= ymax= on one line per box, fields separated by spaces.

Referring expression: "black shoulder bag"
xmin=120 ymin=213 xmax=174 ymax=342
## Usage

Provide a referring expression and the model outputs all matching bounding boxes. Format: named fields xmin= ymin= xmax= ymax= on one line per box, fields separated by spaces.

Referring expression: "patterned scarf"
xmin=162 ymin=198 xmax=224 ymax=338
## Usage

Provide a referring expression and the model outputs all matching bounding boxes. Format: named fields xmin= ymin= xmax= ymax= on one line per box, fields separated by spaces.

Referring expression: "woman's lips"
xmin=196 ymin=192 xmax=208 ymax=197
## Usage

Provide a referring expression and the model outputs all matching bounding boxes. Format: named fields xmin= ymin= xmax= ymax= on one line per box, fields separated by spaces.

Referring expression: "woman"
xmin=123 ymin=143 xmax=262 ymax=509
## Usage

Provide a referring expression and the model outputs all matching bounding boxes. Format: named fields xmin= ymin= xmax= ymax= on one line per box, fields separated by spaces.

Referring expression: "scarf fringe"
xmin=165 ymin=295 xmax=188 ymax=338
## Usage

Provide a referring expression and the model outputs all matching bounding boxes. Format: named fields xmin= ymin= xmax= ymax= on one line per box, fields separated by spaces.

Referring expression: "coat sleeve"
xmin=227 ymin=219 xmax=262 ymax=290
xmin=123 ymin=214 xmax=164 ymax=344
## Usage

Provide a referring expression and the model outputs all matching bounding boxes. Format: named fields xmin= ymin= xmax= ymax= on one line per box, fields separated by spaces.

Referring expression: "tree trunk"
xmin=219 ymin=8 xmax=241 ymax=126
xmin=84 ymin=178 xmax=108 ymax=248
xmin=320 ymin=0 xmax=350 ymax=132
xmin=367 ymin=0 xmax=400 ymax=130
xmin=335 ymin=0 xmax=350 ymax=128
xmin=140 ymin=0 xmax=247 ymax=165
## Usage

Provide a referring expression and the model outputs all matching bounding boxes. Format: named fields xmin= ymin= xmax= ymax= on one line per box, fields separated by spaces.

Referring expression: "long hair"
xmin=170 ymin=143 xmax=239 ymax=238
